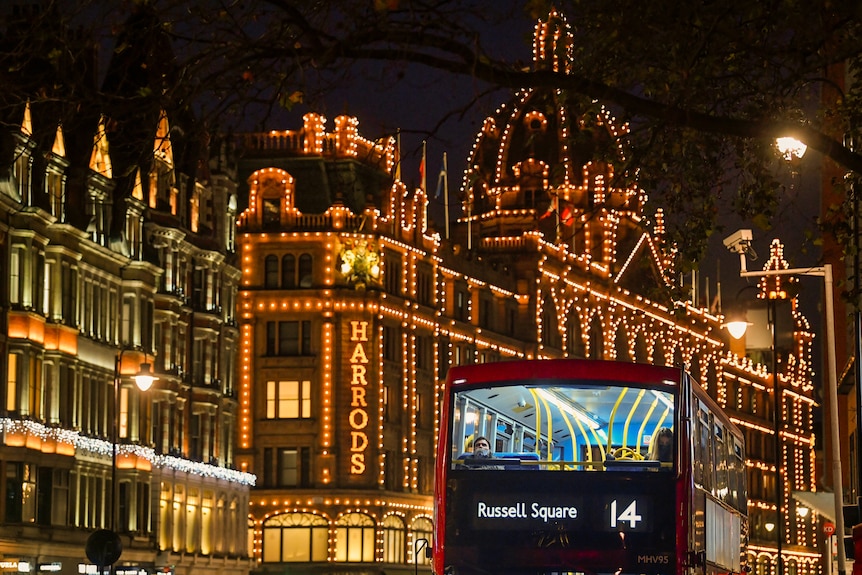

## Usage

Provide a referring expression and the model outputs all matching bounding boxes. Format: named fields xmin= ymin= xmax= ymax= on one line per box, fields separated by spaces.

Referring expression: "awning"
xmin=792 ymin=491 xmax=839 ymax=521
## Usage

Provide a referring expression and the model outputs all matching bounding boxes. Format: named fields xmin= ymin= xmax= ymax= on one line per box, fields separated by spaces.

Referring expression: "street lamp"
xmin=414 ymin=537 xmax=430 ymax=575
xmin=86 ymin=352 xmax=156 ymax=573
xmin=775 ymin=137 xmax=808 ymax=162
xmin=725 ymin=230 xmax=846 ymax=575
xmin=112 ymin=353 xmax=156 ymax=530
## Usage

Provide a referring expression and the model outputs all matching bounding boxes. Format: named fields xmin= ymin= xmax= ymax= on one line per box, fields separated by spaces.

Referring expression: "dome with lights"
xmin=460 ymin=9 xmax=668 ymax=286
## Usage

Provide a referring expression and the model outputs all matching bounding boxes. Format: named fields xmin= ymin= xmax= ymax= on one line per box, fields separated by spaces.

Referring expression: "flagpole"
xmin=421 ymin=140 xmax=427 ymax=193
xmin=395 ymin=129 xmax=402 ymax=181
xmin=555 ymin=193 xmax=560 ymax=243
xmin=467 ymin=193 xmax=472 ymax=250
xmin=443 ymin=152 xmax=449 ymax=240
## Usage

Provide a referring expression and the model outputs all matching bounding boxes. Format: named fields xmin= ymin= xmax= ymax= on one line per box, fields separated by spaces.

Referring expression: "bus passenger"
xmin=649 ymin=427 xmax=674 ymax=464
xmin=457 ymin=436 xmax=502 ymax=469
xmin=471 ymin=436 xmax=492 ymax=458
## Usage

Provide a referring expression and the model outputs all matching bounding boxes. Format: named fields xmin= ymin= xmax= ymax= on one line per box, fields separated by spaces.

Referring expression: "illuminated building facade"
xmin=237 ymin=11 xmax=822 ymax=575
xmin=0 ymin=105 xmax=253 ymax=575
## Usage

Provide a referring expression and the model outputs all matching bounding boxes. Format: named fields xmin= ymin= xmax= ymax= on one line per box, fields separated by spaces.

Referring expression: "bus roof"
xmin=445 ymin=359 xmax=684 ymax=388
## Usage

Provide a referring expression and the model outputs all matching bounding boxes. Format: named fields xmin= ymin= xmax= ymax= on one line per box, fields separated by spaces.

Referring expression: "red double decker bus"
xmin=433 ymin=359 xmax=747 ymax=575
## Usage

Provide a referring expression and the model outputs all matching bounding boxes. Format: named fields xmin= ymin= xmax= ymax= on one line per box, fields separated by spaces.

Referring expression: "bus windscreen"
xmin=449 ymin=381 xmax=675 ymax=472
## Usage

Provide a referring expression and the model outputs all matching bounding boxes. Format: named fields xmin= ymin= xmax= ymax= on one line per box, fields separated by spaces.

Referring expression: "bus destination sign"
xmin=470 ymin=493 xmax=652 ymax=532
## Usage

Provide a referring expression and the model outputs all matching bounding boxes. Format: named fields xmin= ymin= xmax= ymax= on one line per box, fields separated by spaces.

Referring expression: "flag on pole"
xmin=560 ymin=201 xmax=574 ymax=224
xmin=435 ymin=162 xmax=447 ymax=198
xmin=540 ymin=195 xmax=558 ymax=219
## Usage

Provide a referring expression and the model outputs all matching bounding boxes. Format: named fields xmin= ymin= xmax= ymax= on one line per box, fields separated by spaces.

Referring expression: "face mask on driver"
xmin=474 ymin=447 xmax=490 ymax=458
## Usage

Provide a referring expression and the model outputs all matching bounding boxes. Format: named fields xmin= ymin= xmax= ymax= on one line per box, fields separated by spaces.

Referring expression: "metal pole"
xmin=771 ymin=298 xmax=783 ymax=575
xmin=112 ymin=353 xmax=120 ymax=535
xmin=854 ymin=173 xmax=862 ymax=518
xmin=741 ymin=265 xmax=847 ymax=575
xmin=846 ymin=135 xmax=862 ymax=520
xmin=826 ymin=265 xmax=848 ymax=575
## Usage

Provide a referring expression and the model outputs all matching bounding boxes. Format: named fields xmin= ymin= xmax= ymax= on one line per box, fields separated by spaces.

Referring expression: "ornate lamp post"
xmin=86 ymin=352 xmax=156 ymax=573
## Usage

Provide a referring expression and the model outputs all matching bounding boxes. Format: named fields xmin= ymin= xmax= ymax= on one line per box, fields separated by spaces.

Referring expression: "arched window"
xmin=652 ymin=340 xmax=666 ymax=366
xmin=634 ymin=333 xmax=648 ymax=363
xmin=264 ymin=255 xmax=279 ymax=289
xmin=298 ymin=253 xmax=313 ymax=287
xmin=411 ymin=517 xmax=433 ymax=566
xmin=673 ymin=346 xmax=684 ymax=368
xmin=382 ymin=515 xmax=405 ymax=563
xmin=588 ymin=317 xmax=604 ymax=360
xmin=281 ymin=254 xmax=296 ymax=288
xmin=542 ymin=298 xmax=560 ymax=349
xmin=335 ymin=512 xmax=375 ymax=562
xmin=262 ymin=512 xmax=329 ymax=563
xmin=565 ymin=314 xmax=585 ymax=358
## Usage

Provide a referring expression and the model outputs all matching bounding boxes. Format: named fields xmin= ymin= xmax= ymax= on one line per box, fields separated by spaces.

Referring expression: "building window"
xmin=454 ymin=289 xmax=468 ymax=321
xmin=86 ymin=189 xmax=109 ymax=246
xmin=264 ymin=255 xmax=279 ymax=288
xmin=382 ymin=515 xmax=406 ymax=563
xmin=383 ymin=326 xmax=400 ymax=362
xmin=411 ymin=517 xmax=433 ymax=565
xmin=383 ymin=386 xmax=391 ymax=422
xmin=263 ymin=512 xmax=329 ymax=562
xmin=13 ymin=151 xmax=31 ymax=202
xmin=276 ymin=447 xmax=311 ymax=487
xmin=9 ymin=247 xmax=21 ymax=306
xmin=415 ymin=393 xmax=423 ymax=428
xmin=479 ymin=297 xmax=492 ymax=329
xmin=5 ymin=352 xmax=20 ymax=413
xmin=417 ymin=269 xmax=433 ymax=306
xmin=201 ymin=491 xmax=214 ymax=554
xmin=335 ymin=512 xmax=375 ymax=562
xmin=266 ymin=380 xmax=312 ymax=419
xmin=50 ymin=469 xmax=70 ymax=526
xmin=543 ymin=303 xmax=560 ymax=348
xmin=386 ymin=259 xmax=401 ymax=295
xmin=263 ymin=199 xmax=280 ymax=227
xmin=281 ymin=254 xmax=296 ymax=288
xmin=4 ymin=462 xmax=36 ymax=523
xmin=265 ymin=321 xmax=312 ymax=356
xmin=298 ymin=253 xmax=313 ymax=287
xmin=416 ymin=335 xmax=431 ymax=370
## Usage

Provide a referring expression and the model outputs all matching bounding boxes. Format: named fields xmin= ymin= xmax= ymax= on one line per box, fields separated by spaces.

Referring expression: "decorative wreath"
xmin=338 ymin=238 xmax=381 ymax=288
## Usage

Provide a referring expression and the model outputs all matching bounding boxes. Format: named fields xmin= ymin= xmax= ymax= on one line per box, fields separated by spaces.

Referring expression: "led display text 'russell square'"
xmin=476 ymin=501 xmax=579 ymax=522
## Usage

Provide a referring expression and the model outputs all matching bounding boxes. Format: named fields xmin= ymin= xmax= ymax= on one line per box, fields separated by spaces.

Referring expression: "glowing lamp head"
xmin=723 ymin=320 xmax=751 ymax=340
xmin=134 ymin=363 xmax=157 ymax=391
xmin=775 ymin=137 xmax=807 ymax=161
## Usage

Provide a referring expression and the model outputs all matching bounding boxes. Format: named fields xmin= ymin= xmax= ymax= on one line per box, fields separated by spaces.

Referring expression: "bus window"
xmin=448 ymin=381 xmax=676 ymax=471
xmin=714 ymin=422 xmax=728 ymax=496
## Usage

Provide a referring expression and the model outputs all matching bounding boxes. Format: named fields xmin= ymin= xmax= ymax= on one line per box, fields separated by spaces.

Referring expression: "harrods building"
xmin=0 ymin=8 xmax=825 ymax=575
xmin=236 ymin=11 xmax=822 ymax=575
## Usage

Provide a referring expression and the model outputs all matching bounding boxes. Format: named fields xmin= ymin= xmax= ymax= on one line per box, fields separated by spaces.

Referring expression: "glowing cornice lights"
xmin=1 ymin=418 xmax=255 ymax=485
